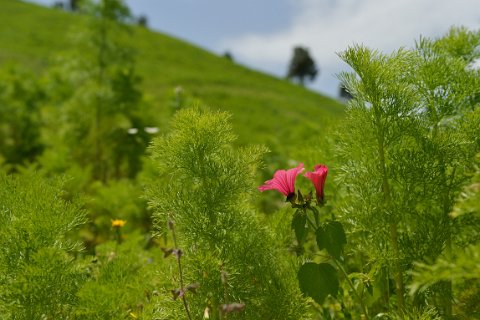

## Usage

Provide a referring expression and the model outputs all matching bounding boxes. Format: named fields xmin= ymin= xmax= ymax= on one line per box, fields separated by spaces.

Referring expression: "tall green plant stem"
xmin=438 ymin=152 xmax=453 ymax=319
xmin=306 ymin=214 xmax=370 ymax=319
xmin=170 ymin=223 xmax=193 ymax=320
xmin=25 ymin=245 xmax=33 ymax=320
xmin=331 ymin=257 xmax=370 ymax=319
xmin=373 ymin=103 xmax=405 ymax=313
xmin=441 ymin=192 xmax=453 ymax=319
xmin=428 ymin=105 xmax=453 ymax=318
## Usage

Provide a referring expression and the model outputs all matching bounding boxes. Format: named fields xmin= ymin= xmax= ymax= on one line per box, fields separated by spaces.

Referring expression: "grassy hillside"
xmin=0 ymin=0 xmax=344 ymax=157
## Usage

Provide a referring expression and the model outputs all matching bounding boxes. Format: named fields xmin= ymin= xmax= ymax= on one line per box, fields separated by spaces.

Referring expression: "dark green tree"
xmin=223 ymin=51 xmax=234 ymax=61
xmin=137 ymin=15 xmax=148 ymax=27
xmin=287 ymin=46 xmax=318 ymax=86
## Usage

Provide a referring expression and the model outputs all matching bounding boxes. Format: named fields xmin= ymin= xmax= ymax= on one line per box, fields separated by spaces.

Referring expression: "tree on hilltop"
xmin=287 ymin=46 xmax=319 ymax=86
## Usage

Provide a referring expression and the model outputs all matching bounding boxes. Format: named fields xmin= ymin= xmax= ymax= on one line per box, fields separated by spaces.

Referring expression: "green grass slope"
xmin=0 ymin=0 xmax=344 ymax=157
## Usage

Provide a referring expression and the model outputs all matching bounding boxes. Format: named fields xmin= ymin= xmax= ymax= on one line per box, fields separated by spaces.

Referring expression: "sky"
xmin=26 ymin=0 xmax=480 ymax=98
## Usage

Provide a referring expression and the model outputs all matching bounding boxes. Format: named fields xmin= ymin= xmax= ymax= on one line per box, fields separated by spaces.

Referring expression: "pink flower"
xmin=258 ymin=163 xmax=305 ymax=198
xmin=304 ymin=164 xmax=328 ymax=202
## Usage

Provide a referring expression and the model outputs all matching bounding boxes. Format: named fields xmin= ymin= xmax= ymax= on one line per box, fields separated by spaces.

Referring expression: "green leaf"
xmin=298 ymin=262 xmax=339 ymax=304
xmin=316 ymin=221 xmax=347 ymax=259
xmin=291 ymin=210 xmax=307 ymax=244
xmin=309 ymin=206 xmax=320 ymax=226
xmin=366 ymin=282 xmax=374 ymax=296
xmin=297 ymin=189 xmax=304 ymax=203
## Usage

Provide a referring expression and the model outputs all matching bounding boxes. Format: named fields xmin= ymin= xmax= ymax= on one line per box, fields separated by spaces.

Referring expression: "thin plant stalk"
xmin=373 ymin=102 xmax=405 ymax=313
xmin=332 ymin=258 xmax=369 ymax=319
xmin=169 ymin=221 xmax=193 ymax=320
xmin=307 ymin=213 xmax=370 ymax=319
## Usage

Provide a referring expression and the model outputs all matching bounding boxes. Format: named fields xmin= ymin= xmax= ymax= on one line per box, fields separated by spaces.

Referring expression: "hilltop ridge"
xmin=0 ymin=0 xmax=344 ymax=154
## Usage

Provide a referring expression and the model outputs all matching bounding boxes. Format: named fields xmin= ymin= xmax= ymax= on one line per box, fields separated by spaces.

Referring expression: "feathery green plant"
xmin=146 ymin=107 xmax=308 ymax=319
xmin=335 ymin=27 xmax=480 ymax=317
xmin=337 ymin=45 xmax=418 ymax=313
xmin=75 ymin=233 xmax=163 ymax=319
xmin=410 ymin=154 xmax=480 ymax=318
xmin=406 ymin=28 xmax=480 ymax=316
xmin=0 ymin=170 xmax=86 ymax=319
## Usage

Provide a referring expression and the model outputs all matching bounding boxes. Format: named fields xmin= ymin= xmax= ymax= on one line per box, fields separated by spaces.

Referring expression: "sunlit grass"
xmin=0 ymin=0 xmax=344 ymax=156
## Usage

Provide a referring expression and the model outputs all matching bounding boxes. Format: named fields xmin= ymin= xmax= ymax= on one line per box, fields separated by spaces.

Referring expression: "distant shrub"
xmin=137 ymin=15 xmax=148 ymax=27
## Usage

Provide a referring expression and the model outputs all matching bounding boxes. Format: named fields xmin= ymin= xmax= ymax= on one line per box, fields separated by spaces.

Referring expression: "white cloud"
xmin=220 ymin=0 xmax=480 ymax=97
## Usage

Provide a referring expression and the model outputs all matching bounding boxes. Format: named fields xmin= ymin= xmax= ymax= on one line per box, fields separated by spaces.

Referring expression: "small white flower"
xmin=144 ymin=127 xmax=159 ymax=134
xmin=127 ymin=128 xmax=138 ymax=134
xmin=175 ymin=86 xmax=184 ymax=95
xmin=203 ymin=307 xmax=210 ymax=319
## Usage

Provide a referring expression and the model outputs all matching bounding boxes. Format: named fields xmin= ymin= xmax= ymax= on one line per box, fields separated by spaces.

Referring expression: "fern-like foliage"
xmin=0 ymin=170 xmax=87 ymax=319
xmin=410 ymin=154 xmax=480 ymax=318
xmin=146 ymin=107 xmax=308 ymax=319
xmin=335 ymin=27 xmax=480 ymax=317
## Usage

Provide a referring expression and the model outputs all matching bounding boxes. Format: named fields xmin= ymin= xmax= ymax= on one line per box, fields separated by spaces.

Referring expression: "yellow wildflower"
xmin=111 ymin=219 xmax=127 ymax=228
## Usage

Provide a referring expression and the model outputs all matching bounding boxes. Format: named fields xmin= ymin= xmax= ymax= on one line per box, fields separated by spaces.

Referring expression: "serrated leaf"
xmin=315 ymin=221 xmax=347 ymax=259
xmin=291 ymin=210 xmax=307 ymax=244
xmin=298 ymin=262 xmax=339 ymax=304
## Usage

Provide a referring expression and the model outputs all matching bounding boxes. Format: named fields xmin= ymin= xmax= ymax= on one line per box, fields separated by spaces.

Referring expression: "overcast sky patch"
xmin=25 ymin=0 xmax=480 ymax=98
xmin=220 ymin=0 xmax=480 ymax=97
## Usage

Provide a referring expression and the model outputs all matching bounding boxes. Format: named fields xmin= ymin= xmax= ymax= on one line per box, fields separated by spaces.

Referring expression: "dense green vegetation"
xmin=1 ymin=0 xmax=479 ymax=319
xmin=0 ymin=0 xmax=344 ymax=154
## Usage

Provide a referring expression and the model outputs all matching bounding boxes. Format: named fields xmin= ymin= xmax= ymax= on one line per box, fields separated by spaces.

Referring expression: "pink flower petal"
xmin=304 ymin=164 xmax=328 ymax=201
xmin=258 ymin=163 xmax=304 ymax=197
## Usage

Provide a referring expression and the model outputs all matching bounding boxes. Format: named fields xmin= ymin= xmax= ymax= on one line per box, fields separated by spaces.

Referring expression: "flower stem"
xmin=332 ymin=258 xmax=370 ymax=319
xmin=306 ymin=209 xmax=369 ymax=318
xmin=170 ymin=222 xmax=193 ymax=320
xmin=373 ymin=101 xmax=405 ymax=313
xmin=305 ymin=211 xmax=317 ymax=230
